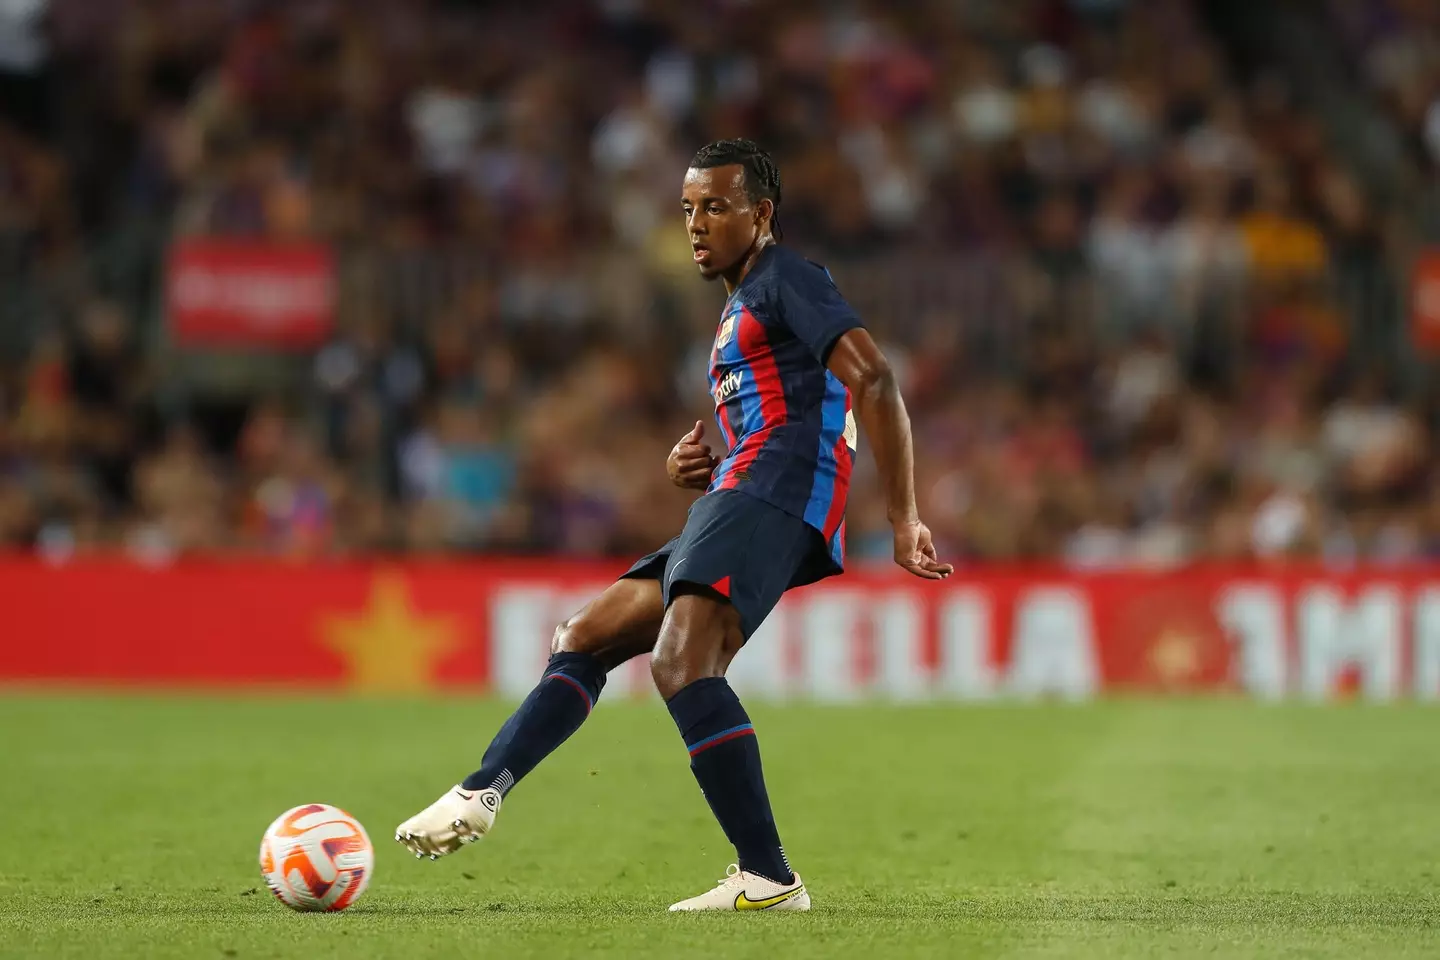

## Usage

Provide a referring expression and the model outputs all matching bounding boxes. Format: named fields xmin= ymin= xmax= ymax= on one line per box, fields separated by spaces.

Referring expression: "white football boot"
xmin=668 ymin=864 xmax=810 ymax=912
xmin=394 ymin=785 xmax=501 ymax=860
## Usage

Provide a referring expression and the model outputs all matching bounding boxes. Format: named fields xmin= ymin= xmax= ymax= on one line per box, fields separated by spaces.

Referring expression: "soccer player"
xmin=395 ymin=139 xmax=952 ymax=911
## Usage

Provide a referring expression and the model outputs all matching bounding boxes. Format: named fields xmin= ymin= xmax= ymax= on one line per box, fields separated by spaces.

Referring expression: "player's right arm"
xmin=827 ymin=329 xmax=953 ymax=581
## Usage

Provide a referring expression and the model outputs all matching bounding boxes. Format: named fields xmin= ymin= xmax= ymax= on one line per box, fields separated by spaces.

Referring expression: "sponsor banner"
xmin=166 ymin=239 xmax=335 ymax=350
xmin=1411 ymin=249 xmax=1440 ymax=354
xmin=2 ymin=560 xmax=1440 ymax=700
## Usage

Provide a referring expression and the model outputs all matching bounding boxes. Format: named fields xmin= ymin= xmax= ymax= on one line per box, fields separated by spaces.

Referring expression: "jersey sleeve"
xmin=777 ymin=263 xmax=865 ymax=366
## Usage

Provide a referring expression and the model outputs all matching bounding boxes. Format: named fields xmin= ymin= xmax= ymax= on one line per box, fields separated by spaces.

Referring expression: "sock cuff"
xmin=666 ymin=677 xmax=751 ymax=750
xmin=543 ymin=652 xmax=606 ymax=708
xmin=663 ymin=674 xmax=729 ymax=708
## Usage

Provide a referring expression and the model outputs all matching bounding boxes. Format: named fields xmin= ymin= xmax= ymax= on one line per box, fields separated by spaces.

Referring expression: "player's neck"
xmin=722 ymin=235 xmax=776 ymax=296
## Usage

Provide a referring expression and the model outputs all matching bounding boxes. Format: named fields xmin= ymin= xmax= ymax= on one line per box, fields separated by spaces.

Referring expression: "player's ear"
xmin=755 ymin=197 xmax=774 ymax=230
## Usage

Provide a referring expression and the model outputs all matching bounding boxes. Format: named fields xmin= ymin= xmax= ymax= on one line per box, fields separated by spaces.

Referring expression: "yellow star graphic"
xmin=320 ymin=572 xmax=460 ymax=693
xmin=1149 ymin=628 xmax=1201 ymax=685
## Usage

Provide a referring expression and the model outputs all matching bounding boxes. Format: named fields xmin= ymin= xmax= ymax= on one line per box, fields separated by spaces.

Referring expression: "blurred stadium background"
xmin=3 ymin=0 xmax=1440 ymax=699
xmin=5 ymin=3 xmax=1440 ymax=957
xmin=3 ymin=0 xmax=1440 ymax=569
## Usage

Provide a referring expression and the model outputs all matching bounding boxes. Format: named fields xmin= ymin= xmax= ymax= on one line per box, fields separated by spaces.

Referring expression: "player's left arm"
xmin=781 ymin=268 xmax=952 ymax=581
xmin=826 ymin=329 xmax=952 ymax=581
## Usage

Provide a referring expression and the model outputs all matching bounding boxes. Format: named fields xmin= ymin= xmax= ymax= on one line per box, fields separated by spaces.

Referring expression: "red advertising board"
xmin=1411 ymin=249 xmax=1440 ymax=354
xmin=166 ymin=239 xmax=335 ymax=350
xmin=2 ymin=559 xmax=1440 ymax=700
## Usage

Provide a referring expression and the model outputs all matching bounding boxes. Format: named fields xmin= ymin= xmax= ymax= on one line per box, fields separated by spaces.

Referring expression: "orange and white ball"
xmin=259 ymin=803 xmax=373 ymax=912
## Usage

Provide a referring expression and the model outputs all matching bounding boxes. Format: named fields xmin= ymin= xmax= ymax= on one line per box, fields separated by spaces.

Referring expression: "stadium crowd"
xmin=2 ymin=0 xmax=1440 ymax=566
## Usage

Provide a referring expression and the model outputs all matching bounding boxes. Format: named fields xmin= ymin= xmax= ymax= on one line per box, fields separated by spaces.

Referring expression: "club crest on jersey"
xmin=715 ymin=314 xmax=737 ymax=350
xmin=714 ymin=368 xmax=743 ymax=404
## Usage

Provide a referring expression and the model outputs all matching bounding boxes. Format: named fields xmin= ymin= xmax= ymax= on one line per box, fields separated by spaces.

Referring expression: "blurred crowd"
xmin=2 ymin=0 xmax=1440 ymax=567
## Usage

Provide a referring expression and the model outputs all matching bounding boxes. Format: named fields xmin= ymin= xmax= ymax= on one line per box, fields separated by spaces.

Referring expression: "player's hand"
xmin=668 ymin=420 xmax=720 ymax=490
xmin=893 ymin=518 xmax=954 ymax=581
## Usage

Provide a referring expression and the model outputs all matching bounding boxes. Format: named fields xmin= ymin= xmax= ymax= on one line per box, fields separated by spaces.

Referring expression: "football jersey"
xmin=706 ymin=245 xmax=863 ymax=570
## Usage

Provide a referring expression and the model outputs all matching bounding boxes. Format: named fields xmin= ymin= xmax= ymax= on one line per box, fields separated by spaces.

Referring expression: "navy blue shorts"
xmin=620 ymin=489 xmax=841 ymax=639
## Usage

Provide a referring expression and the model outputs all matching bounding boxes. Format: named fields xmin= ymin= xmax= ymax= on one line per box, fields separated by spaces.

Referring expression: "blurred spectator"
xmin=1238 ymin=166 xmax=1327 ymax=282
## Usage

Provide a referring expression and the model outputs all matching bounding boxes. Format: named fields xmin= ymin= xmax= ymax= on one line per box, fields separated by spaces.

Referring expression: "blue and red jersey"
xmin=706 ymin=245 xmax=863 ymax=571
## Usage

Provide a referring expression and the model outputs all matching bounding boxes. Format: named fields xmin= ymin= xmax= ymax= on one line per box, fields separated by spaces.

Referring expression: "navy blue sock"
xmin=462 ymin=653 xmax=606 ymax=794
xmin=666 ymin=677 xmax=793 ymax=885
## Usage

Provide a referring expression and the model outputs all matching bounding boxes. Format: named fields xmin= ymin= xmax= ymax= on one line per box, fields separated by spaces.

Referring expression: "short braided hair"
xmin=689 ymin=138 xmax=784 ymax=240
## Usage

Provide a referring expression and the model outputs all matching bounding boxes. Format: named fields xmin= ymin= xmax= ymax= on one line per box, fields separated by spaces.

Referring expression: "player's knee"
xmin=650 ymin=632 xmax=702 ymax=700
xmin=649 ymin=594 xmax=734 ymax=699
xmin=551 ymin=612 xmax=600 ymax=656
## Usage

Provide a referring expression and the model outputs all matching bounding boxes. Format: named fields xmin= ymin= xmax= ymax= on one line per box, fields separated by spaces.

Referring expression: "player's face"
xmin=681 ymin=165 xmax=770 ymax=282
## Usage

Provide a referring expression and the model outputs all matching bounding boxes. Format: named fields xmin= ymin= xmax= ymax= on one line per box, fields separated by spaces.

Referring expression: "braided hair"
xmin=689 ymin=139 xmax=784 ymax=241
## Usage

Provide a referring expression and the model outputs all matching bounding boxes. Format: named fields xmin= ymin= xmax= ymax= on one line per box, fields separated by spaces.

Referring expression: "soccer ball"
xmin=259 ymin=803 xmax=373 ymax=912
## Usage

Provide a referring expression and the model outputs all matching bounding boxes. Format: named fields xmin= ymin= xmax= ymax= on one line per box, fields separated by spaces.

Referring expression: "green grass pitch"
xmin=1 ymin=695 xmax=1438 ymax=959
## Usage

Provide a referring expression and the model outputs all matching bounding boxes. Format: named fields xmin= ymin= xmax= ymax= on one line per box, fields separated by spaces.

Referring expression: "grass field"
xmin=1 ymin=695 xmax=1438 ymax=959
